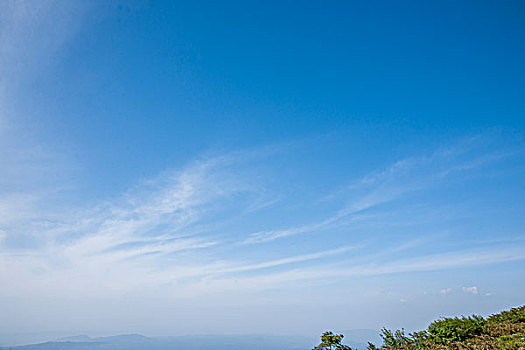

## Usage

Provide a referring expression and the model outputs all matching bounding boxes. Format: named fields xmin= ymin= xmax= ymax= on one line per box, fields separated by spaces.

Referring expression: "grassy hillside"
xmin=366 ymin=305 xmax=525 ymax=350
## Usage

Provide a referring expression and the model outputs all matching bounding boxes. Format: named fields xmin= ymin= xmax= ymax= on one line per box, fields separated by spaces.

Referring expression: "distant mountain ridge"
xmin=55 ymin=336 xmax=96 ymax=343
xmin=0 ymin=332 xmax=379 ymax=350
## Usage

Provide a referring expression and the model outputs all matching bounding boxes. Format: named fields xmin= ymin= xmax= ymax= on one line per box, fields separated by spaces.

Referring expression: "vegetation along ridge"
xmin=313 ymin=305 xmax=525 ymax=350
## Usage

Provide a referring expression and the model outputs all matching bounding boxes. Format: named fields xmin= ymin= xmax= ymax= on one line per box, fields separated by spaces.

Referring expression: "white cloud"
xmin=243 ymin=136 xmax=512 ymax=245
xmin=441 ymin=288 xmax=453 ymax=295
xmin=1 ymin=134 xmax=523 ymax=301
xmin=462 ymin=286 xmax=479 ymax=295
xmin=186 ymin=246 xmax=525 ymax=295
xmin=0 ymin=156 xmax=244 ymax=295
xmin=3 ymin=141 xmax=522 ymax=302
xmin=211 ymin=246 xmax=356 ymax=275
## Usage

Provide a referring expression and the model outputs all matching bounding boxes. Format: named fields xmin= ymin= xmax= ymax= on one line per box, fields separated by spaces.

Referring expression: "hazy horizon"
xmin=1 ymin=331 xmax=386 ymax=350
xmin=1 ymin=0 xmax=524 ymax=341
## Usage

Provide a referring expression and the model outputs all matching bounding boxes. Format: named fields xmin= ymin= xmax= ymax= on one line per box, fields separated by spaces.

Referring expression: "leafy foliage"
xmin=487 ymin=305 xmax=525 ymax=324
xmin=366 ymin=342 xmax=380 ymax=350
xmin=313 ymin=332 xmax=352 ymax=350
xmin=427 ymin=315 xmax=485 ymax=344
xmin=363 ymin=305 xmax=525 ymax=349
xmin=408 ymin=330 xmax=429 ymax=349
xmin=380 ymin=328 xmax=413 ymax=348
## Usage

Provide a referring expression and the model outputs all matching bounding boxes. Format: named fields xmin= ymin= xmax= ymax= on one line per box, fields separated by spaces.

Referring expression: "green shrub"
xmin=487 ymin=305 xmax=525 ymax=324
xmin=408 ymin=330 xmax=429 ymax=348
xmin=380 ymin=328 xmax=413 ymax=348
xmin=326 ymin=305 xmax=525 ymax=349
xmin=427 ymin=315 xmax=486 ymax=344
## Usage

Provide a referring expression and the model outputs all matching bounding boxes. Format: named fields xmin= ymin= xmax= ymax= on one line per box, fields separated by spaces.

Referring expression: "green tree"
xmin=313 ymin=331 xmax=353 ymax=350
xmin=380 ymin=328 xmax=413 ymax=349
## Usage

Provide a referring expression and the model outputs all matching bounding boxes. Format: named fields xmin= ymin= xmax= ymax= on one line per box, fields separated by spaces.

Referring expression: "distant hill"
xmin=1 ymin=334 xmax=314 ymax=350
xmin=55 ymin=336 xmax=96 ymax=343
xmin=0 ymin=331 xmax=380 ymax=350
xmin=3 ymin=306 xmax=523 ymax=350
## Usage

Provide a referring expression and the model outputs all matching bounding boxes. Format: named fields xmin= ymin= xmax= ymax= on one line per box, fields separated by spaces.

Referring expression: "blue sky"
xmin=1 ymin=0 xmax=524 ymax=338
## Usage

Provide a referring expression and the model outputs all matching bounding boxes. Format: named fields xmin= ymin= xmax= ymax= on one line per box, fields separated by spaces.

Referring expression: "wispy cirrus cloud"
xmin=2 ymin=148 xmax=358 ymax=297
xmin=0 ymin=156 xmax=245 ymax=297
xmin=165 ymin=245 xmax=525 ymax=298
xmin=1 ymin=134 xmax=524 ymax=336
xmin=243 ymin=136 xmax=515 ymax=245
xmin=210 ymin=245 xmax=357 ymax=275
xmin=2 ymin=134 xmax=523 ymax=300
